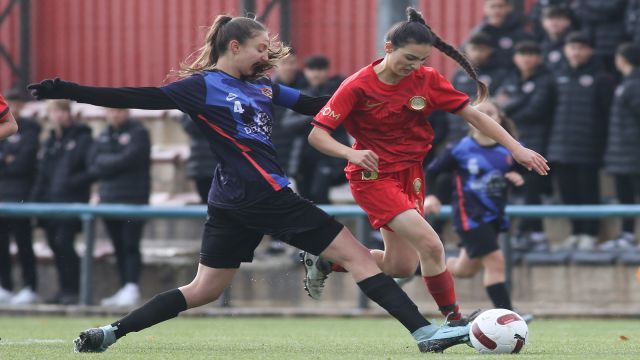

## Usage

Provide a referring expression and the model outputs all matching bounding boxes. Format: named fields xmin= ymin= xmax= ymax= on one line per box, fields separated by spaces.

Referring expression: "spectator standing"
xmin=31 ymin=100 xmax=93 ymax=304
xmin=540 ymin=6 xmax=574 ymax=71
xmin=547 ymin=32 xmax=613 ymax=250
xmin=89 ymin=108 xmax=151 ymax=307
xmin=281 ymin=55 xmax=347 ymax=204
xmin=602 ymin=43 xmax=640 ymax=250
xmin=0 ymin=89 xmax=40 ymax=304
xmin=495 ymin=41 xmax=554 ymax=252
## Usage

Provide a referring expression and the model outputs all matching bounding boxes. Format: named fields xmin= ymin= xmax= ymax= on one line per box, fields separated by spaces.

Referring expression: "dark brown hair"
xmin=386 ymin=8 xmax=488 ymax=103
xmin=178 ymin=15 xmax=290 ymax=79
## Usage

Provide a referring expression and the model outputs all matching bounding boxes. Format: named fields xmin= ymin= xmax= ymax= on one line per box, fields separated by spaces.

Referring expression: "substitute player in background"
xmin=29 ymin=14 xmax=473 ymax=354
xmin=424 ymin=101 xmax=527 ymax=316
xmin=304 ymin=7 xmax=548 ymax=337
xmin=0 ymin=94 xmax=18 ymax=139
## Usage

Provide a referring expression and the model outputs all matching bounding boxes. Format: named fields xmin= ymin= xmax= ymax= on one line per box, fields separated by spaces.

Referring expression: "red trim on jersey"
xmin=197 ymin=114 xmax=282 ymax=191
xmin=455 ymin=173 xmax=470 ymax=231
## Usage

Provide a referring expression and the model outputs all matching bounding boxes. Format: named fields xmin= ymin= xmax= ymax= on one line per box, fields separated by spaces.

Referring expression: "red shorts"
xmin=347 ymin=163 xmax=425 ymax=230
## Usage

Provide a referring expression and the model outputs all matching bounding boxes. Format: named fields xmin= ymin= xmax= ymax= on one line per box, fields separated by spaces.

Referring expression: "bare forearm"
xmin=308 ymin=127 xmax=352 ymax=159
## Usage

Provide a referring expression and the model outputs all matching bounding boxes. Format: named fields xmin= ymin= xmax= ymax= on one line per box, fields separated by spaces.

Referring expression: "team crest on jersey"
xmin=548 ymin=50 xmax=562 ymax=63
xmin=579 ymin=75 xmax=594 ymax=87
xmin=260 ymin=87 xmax=273 ymax=99
xmin=118 ymin=133 xmax=131 ymax=145
xmin=522 ymin=81 xmax=535 ymax=94
xmin=361 ymin=171 xmax=378 ymax=180
xmin=409 ymin=96 xmax=426 ymax=111
xmin=413 ymin=178 xmax=422 ymax=194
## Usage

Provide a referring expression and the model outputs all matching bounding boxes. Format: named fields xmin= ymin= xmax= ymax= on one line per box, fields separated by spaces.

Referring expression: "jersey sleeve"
xmin=311 ymin=81 xmax=358 ymax=132
xmin=428 ymin=70 xmax=470 ymax=114
xmin=0 ymin=95 xmax=9 ymax=123
xmin=272 ymin=83 xmax=301 ymax=108
xmin=160 ymin=74 xmax=207 ymax=114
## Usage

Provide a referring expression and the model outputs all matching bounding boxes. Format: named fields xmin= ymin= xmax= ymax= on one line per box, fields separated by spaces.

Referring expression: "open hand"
xmin=512 ymin=145 xmax=549 ymax=175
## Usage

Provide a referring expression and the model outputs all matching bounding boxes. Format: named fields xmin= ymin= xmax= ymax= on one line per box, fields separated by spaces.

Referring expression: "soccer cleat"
xmin=73 ymin=325 xmax=117 ymax=353
xmin=300 ymin=252 xmax=332 ymax=300
xmin=419 ymin=309 xmax=481 ymax=353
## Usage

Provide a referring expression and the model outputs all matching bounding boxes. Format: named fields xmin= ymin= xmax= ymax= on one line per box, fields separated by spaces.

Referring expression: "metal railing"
xmin=1 ymin=202 xmax=640 ymax=306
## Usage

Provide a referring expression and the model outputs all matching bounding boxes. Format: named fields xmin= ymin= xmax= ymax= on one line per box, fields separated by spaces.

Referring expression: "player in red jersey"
xmin=302 ymin=7 xmax=548 ymax=328
xmin=0 ymin=94 xmax=18 ymax=140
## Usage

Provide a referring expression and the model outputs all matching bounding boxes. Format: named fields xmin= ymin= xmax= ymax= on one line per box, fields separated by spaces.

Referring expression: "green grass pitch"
xmin=0 ymin=316 xmax=638 ymax=359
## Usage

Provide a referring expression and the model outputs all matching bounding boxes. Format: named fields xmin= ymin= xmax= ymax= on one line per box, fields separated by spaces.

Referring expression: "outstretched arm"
xmin=28 ymin=78 xmax=177 ymax=110
xmin=458 ymin=105 xmax=549 ymax=175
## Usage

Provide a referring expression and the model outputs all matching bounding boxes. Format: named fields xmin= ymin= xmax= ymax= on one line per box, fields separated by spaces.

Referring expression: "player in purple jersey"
xmin=29 ymin=15 xmax=476 ymax=353
xmin=424 ymin=101 xmax=525 ymax=314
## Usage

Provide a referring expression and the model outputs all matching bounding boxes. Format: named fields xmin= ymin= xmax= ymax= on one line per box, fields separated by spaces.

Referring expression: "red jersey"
xmin=313 ymin=59 xmax=469 ymax=173
xmin=0 ymin=95 xmax=9 ymax=123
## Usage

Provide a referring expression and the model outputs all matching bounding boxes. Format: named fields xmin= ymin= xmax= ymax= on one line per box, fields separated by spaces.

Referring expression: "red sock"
xmin=330 ymin=263 xmax=347 ymax=272
xmin=423 ymin=269 xmax=461 ymax=320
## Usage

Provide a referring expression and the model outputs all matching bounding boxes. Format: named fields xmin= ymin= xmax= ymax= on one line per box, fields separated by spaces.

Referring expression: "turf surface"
xmin=0 ymin=317 xmax=638 ymax=359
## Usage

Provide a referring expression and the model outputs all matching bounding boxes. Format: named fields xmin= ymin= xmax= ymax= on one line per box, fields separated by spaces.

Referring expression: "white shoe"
xmin=10 ymin=287 xmax=38 ymax=305
xmin=112 ymin=283 xmax=140 ymax=307
xmin=577 ymin=235 xmax=597 ymax=251
xmin=101 ymin=283 xmax=141 ymax=307
xmin=558 ymin=235 xmax=580 ymax=250
xmin=0 ymin=287 xmax=13 ymax=304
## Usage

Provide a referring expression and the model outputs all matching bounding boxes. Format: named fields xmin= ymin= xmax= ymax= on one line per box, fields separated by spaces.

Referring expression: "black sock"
xmin=485 ymin=282 xmax=512 ymax=310
xmin=112 ymin=289 xmax=187 ymax=339
xmin=357 ymin=273 xmax=430 ymax=333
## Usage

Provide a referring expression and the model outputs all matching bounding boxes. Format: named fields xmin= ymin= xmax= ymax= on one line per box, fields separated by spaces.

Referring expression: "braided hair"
xmin=386 ymin=8 xmax=489 ymax=104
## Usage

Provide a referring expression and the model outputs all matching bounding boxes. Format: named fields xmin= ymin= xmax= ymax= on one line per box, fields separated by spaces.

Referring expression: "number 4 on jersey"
xmin=234 ymin=101 xmax=244 ymax=114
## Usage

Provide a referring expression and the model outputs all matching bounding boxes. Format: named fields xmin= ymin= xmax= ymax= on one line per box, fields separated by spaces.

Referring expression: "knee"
xmin=415 ymin=237 xmax=445 ymax=262
xmin=182 ymin=281 xmax=221 ymax=307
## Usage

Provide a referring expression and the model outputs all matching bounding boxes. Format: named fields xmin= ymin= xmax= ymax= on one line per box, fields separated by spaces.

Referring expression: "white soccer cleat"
xmin=10 ymin=287 xmax=38 ymax=305
xmin=300 ymin=252 xmax=332 ymax=300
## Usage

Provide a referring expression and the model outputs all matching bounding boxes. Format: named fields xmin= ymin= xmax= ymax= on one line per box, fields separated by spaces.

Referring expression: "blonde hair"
xmin=177 ymin=15 xmax=291 ymax=80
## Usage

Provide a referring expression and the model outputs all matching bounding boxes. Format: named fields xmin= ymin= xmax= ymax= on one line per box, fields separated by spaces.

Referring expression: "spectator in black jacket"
xmin=548 ymin=32 xmax=614 ymax=250
xmin=602 ymin=43 xmax=640 ymax=250
xmin=89 ymin=108 xmax=151 ymax=307
xmin=271 ymin=51 xmax=307 ymax=172
xmin=529 ymin=0 xmax=577 ymax=41
xmin=574 ymin=0 xmax=628 ymax=75
xmin=281 ymin=55 xmax=347 ymax=204
xmin=495 ymin=41 xmax=554 ymax=252
xmin=446 ymin=32 xmax=509 ymax=146
xmin=31 ymin=100 xmax=93 ymax=304
xmin=0 ymin=89 xmax=40 ymax=305
xmin=540 ymin=6 xmax=574 ymax=71
xmin=626 ymin=0 xmax=640 ymax=45
xmin=180 ymin=114 xmax=217 ymax=203
xmin=469 ymin=0 xmax=533 ymax=70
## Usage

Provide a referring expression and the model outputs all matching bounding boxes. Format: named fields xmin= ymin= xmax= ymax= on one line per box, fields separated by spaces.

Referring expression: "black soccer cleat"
xmin=73 ymin=327 xmax=116 ymax=353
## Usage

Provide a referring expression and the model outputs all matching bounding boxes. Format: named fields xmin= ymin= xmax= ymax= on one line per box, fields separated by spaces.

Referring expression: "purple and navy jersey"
xmin=428 ymin=136 xmax=515 ymax=232
xmin=161 ymin=71 xmax=301 ymax=208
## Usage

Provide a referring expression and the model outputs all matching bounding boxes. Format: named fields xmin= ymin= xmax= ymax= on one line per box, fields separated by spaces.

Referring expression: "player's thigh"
xmin=386 ymin=209 xmax=443 ymax=254
xmin=379 ymin=227 xmax=419 ymax=273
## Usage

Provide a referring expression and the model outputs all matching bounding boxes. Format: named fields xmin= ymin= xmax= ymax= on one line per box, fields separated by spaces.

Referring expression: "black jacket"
xmin=541 ymin=31 xmax=570 ymax=72
xmin=574 ymin=0 xmax=628 ymax=59
xmin=89 ymin=119 xmax=150 ymax=204
xmin=626 ymin=0 xmax=640 ymax=44
xmin=31 ymin=123 xmax=93 ymax=203
xmin=445 ymin=65 xmax=508 ymax=145
xmin=469 ymin=13 xmax=534 ymax=69
xmin=180 ymin=114 xmax=217 ymax=179
xmin=0 ymin=118 xmax=41 ymax=201
xmin=496 ymin=66 xmax=555 ymax=154
xmin=605 ymin=69 xmax=640 ymax=175
xmin=547 ymin=60 xmax=613 ymax=164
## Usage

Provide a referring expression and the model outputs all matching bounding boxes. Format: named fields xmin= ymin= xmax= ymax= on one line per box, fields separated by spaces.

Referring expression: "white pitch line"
xmin=0 ymin=339 xmax=66 ymax=345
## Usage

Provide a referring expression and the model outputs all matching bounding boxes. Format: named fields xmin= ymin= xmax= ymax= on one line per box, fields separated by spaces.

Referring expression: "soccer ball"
xmin=469 ymin=308 xmax=529 ymax=354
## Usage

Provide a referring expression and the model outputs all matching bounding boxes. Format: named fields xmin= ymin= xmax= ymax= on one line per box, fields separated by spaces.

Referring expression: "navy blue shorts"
xmin=458 ymin=221 xmax=501 ymax=259
xmin=200 ymin=187 xmax=343 ymax=268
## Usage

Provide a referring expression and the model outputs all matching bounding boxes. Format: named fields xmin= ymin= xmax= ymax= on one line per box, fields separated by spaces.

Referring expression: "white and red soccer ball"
xmin=469 ymin=309 xmax=529 ymax=354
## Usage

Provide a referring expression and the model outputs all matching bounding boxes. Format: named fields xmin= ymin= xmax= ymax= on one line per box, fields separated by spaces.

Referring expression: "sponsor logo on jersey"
xmin=365 ymin=100 xmax=385 ymax=108
xmin=320 ymin=106 xmax=341 ymax=120
xmin=226 ymin=93 xmax=238 ymax=101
